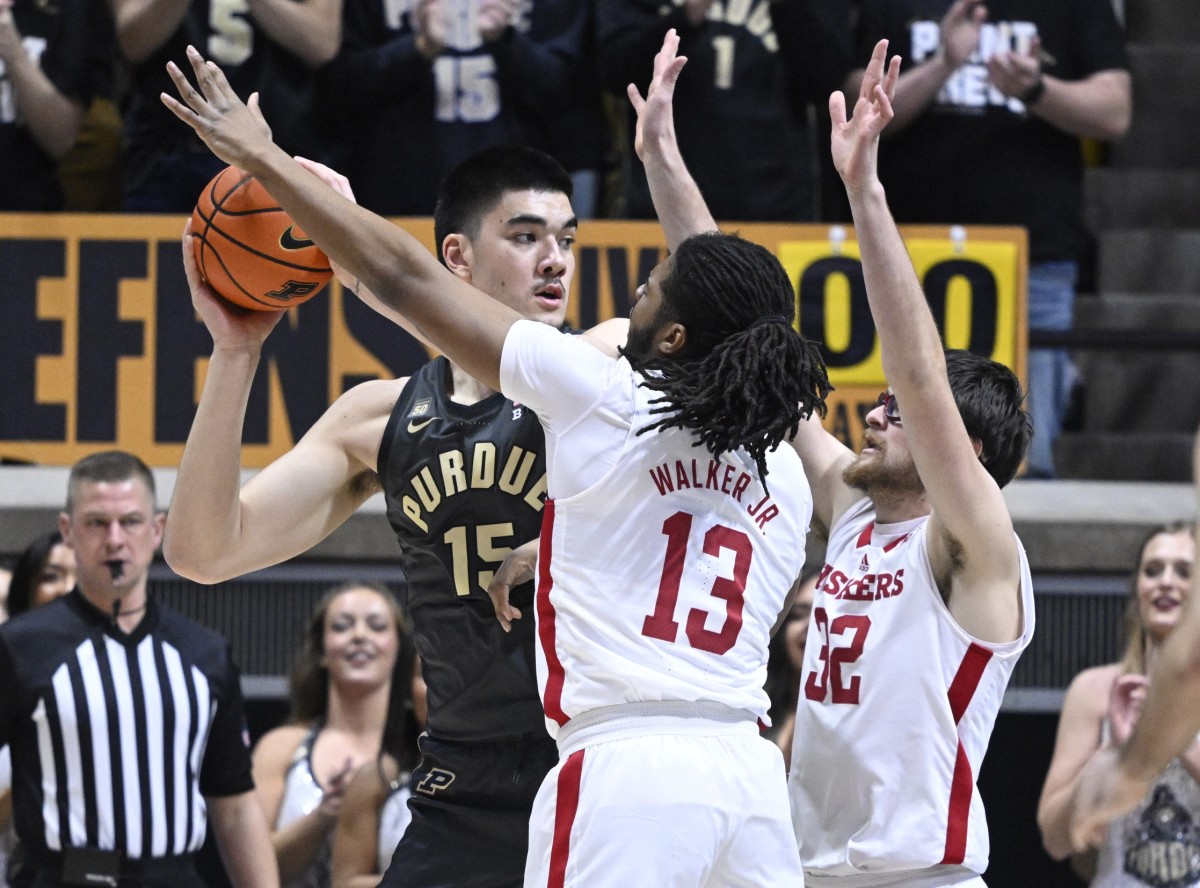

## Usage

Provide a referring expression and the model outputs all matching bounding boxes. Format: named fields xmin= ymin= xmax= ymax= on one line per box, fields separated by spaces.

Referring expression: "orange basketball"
xmin=191 ymin=165 xmax=333 ymax=311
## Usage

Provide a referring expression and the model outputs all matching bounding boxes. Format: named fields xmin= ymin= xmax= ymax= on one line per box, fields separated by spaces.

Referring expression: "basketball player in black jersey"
xmin=160 ymin=51 xmax=763 ymax=880
xmin=165 ymin=144 xmax=585 ymax=887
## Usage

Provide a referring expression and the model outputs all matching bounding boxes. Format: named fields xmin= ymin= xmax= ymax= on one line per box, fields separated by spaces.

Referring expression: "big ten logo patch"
xmin=416 ymin=768 xmax=456 ymax=795
xmin=780 ymin=227 xmax=1026 ymax=453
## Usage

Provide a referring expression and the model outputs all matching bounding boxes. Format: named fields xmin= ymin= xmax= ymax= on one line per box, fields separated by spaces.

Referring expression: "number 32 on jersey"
xmin=804 ymin=607 xmax=871 ymax=704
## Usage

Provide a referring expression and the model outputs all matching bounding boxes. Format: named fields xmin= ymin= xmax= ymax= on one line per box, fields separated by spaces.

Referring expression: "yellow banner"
xmin=0 ymin=216 xmax=1024 ymax=466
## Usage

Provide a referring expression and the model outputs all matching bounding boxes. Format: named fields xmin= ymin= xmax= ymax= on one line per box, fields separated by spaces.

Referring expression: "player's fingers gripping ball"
xmin=191 ymin=165 xmax=333 ymax=311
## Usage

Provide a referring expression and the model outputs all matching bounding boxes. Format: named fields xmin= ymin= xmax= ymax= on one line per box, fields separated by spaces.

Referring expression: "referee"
xmin=0 ymin=451 xmax=278 ymax=888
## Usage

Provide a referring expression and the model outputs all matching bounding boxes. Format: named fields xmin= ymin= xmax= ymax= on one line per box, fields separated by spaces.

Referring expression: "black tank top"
xmin=379 ymin=358 xmax=548 ymax=741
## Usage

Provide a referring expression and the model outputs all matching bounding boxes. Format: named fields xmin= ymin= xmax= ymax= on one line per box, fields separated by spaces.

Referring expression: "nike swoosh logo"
xmin=279 ymin=225 xmax=315 ymax=250
xmin=407 ymin=418 xmax=436 ymax=433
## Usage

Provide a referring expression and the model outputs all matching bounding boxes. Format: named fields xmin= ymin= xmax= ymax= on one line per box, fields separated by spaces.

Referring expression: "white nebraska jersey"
xmin=789 ymin=496 xmax=1034 ymax=877
xmin=500 ymin=320 xmax=811 ymax=736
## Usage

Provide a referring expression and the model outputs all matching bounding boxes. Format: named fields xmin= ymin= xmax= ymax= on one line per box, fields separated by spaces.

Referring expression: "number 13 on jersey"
xmin=640 ymin=511 xmax=753 ymax=656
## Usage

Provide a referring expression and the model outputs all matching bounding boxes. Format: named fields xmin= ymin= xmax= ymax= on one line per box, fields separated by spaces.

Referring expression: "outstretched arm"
xmin=833 ymin=39 xmax=1022 ymax=644
xmin=162 ymin=47 xmax=518 ymax=392
xmin=627 ymin=29 xmax=715 ymax=249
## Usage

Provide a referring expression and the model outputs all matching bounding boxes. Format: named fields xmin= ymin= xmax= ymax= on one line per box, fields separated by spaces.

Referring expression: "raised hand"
xmin=478 ymin=0 xmax=519 ymax=43
xmin=181 ymin=218 xmax=285 ymax=345
xmin=627 ymin=29 xmax=687 ymax=163
xmin=161 ymin=46 xmax=278 ymax=173
xmin=986 ymin=34 xmax=1042 ymax=102
xmin=316 ymin=757 xmax=357 ymax=823
xmin=414 ymin=0 xmax=449 ymax=56
xmin=938 ymin=0 xmax=987 ymax=70
xmin=830 ymin=39 xmax=901 ymax=195
xmin=1107 ymin=672 xmax=1149 ymax=748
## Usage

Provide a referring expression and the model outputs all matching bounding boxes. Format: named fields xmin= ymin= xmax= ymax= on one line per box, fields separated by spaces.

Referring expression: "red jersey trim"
xmin=940 ymin=642 xmax=993 ymax=865
xmin=547 ymin=749 xmax=585 ymax=887
xmin=855 ymin=521 xmax=911 ymax=552
xmin=947 ymin=643 xmax=993 ymax=724
xmin=537 ymin=500 xmax=570 ymax=726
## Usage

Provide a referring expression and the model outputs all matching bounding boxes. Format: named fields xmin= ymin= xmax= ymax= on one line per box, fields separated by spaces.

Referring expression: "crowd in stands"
xmin=0 ymin=0 xmax=1131 ymax=479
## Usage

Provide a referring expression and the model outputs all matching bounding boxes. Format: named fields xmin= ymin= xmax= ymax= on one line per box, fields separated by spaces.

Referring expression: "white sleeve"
xmin=500 ymin=320 xmax=616 ymax=432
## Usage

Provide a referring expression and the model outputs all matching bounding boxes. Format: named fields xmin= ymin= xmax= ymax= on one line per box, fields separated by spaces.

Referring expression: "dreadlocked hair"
xmin=628 ymin=232 xmax=832 ymax=483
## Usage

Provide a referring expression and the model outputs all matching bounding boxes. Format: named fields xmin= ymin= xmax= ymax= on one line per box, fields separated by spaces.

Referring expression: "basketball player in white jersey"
xmin=785 ymin=41 xmax=1035 ymax=886
xmin=163 ymin=33 xmax=832 ymax=886
xmin=1069 ymin=425 xmax=1200 ymax=854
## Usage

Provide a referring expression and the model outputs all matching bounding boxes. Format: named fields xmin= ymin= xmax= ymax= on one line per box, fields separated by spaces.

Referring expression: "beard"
xmin=622 ymin=320 xmax=658 ymax=364
xmin=842 ymin=448 xmax=924 ymax=497
xmin=622 ymin=299 xmax=675 ymax=365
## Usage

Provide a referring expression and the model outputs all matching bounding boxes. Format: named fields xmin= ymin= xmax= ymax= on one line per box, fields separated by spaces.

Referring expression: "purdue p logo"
xmin=266 ymin=280 xmax=322 ymax=302
xmin=416 ymin=768 xmax=456 ymax=795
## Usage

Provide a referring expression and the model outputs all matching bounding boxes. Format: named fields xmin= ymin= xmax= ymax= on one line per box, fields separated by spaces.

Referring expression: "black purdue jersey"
xmin=380 ymin=358 xmax=549 ymax=741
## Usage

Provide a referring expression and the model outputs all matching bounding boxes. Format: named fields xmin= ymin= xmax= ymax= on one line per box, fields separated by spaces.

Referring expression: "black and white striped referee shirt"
xmin=0 ymin=589 xmax=254 ymax=863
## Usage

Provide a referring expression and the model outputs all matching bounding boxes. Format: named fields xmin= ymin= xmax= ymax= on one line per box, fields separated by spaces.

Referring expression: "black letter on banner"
xmin=923 ymin=260 xmax=997 ymax=355
xmin=576 ymin=246 xmax=599 ymax=329
xmin=606 ymin=247 xmax=661 ymax=318
xmin=77 ymin=242 xmax=146 ymax=441
xmin=261 ymin=294 xmax=330 ymax=442
xmin=798 ymin=257 xmax=873 ymax=368
xmin=0 ymin=239 xmax=66 ymax=440
xmin=342 ymin=296 xmax=430 ymax=391
xmin=154 ymin=242 xmax=332 ymax=445
xmin=154 ymin=241 xmax=260 ymax=443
